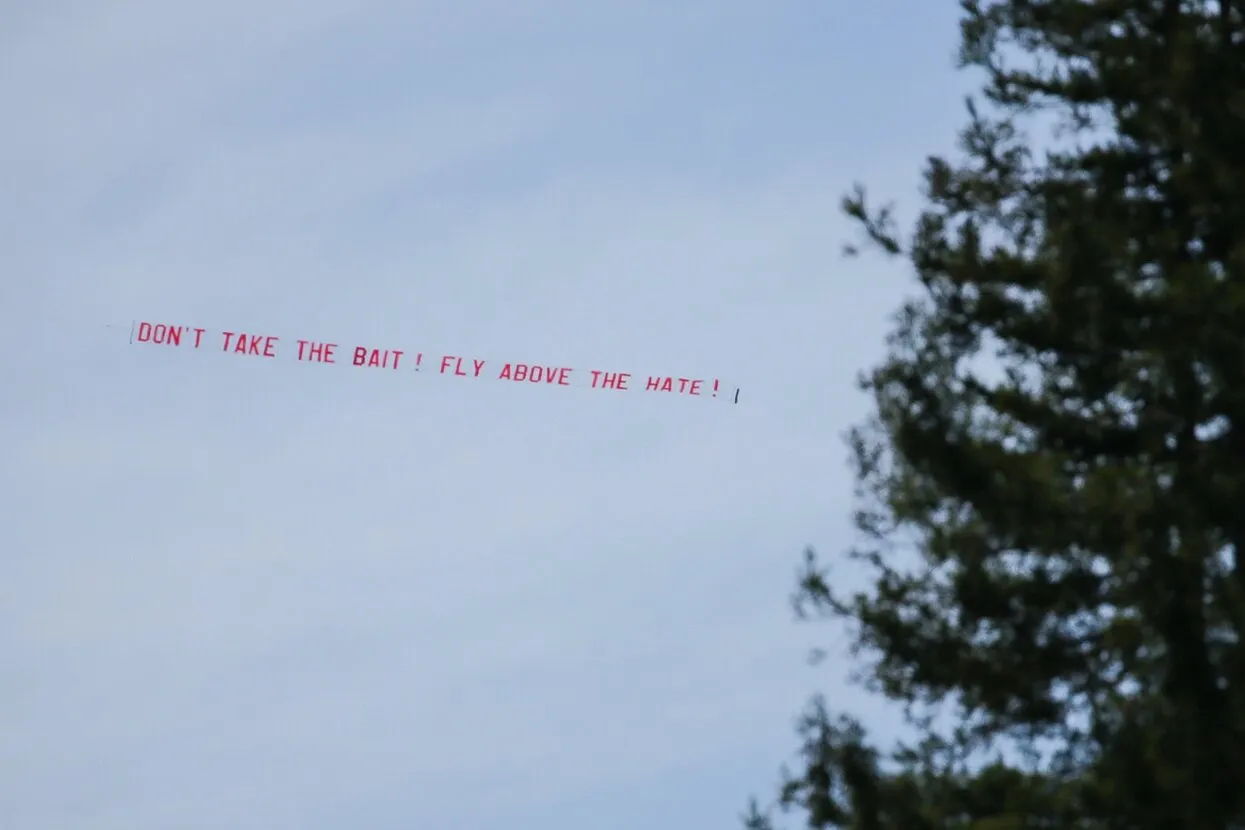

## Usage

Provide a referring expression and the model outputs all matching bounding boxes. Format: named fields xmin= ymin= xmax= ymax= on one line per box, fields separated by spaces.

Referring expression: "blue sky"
xmin=1 ymin=2 xmax=972 ymax=827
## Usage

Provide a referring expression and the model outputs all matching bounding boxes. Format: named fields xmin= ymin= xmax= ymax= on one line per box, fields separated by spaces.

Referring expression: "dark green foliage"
xmin=747 ymin=1 xmax=1245 ymax=827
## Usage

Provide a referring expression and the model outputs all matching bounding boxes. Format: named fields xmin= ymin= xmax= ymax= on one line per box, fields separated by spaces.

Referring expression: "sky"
xmin=1 ymin=2 xmax=972 ymax=827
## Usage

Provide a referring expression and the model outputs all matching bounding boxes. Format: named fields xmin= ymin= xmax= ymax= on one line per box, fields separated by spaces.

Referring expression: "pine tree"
xmin=747 ymin=1 xmax=1245 ymax=827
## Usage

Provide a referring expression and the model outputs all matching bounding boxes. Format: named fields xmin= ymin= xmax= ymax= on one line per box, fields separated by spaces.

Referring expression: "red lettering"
xmin=533 ymin=365 xmax=568 ymax=384
xmin=500 ymin=360 xmax=535 ymax=380
xmin=136 ymin=322 xmax=183 ymax=345
xmin=590 ymin=369 xmax=626 ymax=389
xmin=222 ymin=332 xmax=275 ymax=357
xmin=353 ymin=347 xmax=400 ymax=368
xmin=298 ymin=340 xmax=336 ymax=362
xmin=473 ymin=358 xmax=485 ymax=376
xmin=645 ymin=376 xmax=675 ymax=392
xmin=498 ymin=362 xmax=567 ymax=383
xmin=643 ymin=376 xmax=698 ymax=394
xmin=501 ymin=362 xmax=553 ymax=382
xmin=192 ymin=328 xmax=205 ymax=348
xmin=454 ymin=357 xmax=467 ymax=376
xmin=440 ymin=355 xmax=455 ymax=373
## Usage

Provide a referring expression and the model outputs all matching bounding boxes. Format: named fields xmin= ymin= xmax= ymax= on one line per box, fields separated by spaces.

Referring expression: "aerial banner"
xmin=127 ymin=320 xmax=740 ymax=403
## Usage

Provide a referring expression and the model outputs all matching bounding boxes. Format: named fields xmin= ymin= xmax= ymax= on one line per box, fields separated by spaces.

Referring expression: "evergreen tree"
xmin=747 ymin=1 xmax=1245 ymax=827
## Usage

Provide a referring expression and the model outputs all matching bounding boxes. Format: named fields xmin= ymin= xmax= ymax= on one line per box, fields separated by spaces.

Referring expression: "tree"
xmin=745 ymin=1 xmax=1245 ymax=827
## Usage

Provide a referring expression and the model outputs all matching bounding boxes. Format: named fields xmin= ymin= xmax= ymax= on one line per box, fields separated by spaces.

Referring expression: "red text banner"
xmin=130 ymin=321 xmax=740 ymax=403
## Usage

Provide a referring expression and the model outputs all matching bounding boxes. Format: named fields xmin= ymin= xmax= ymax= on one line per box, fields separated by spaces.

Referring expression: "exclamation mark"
xmin=414 ymin=352 xmax=423 ymax=371
xmin=711 ymin=378 xmax=719 ymax=398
